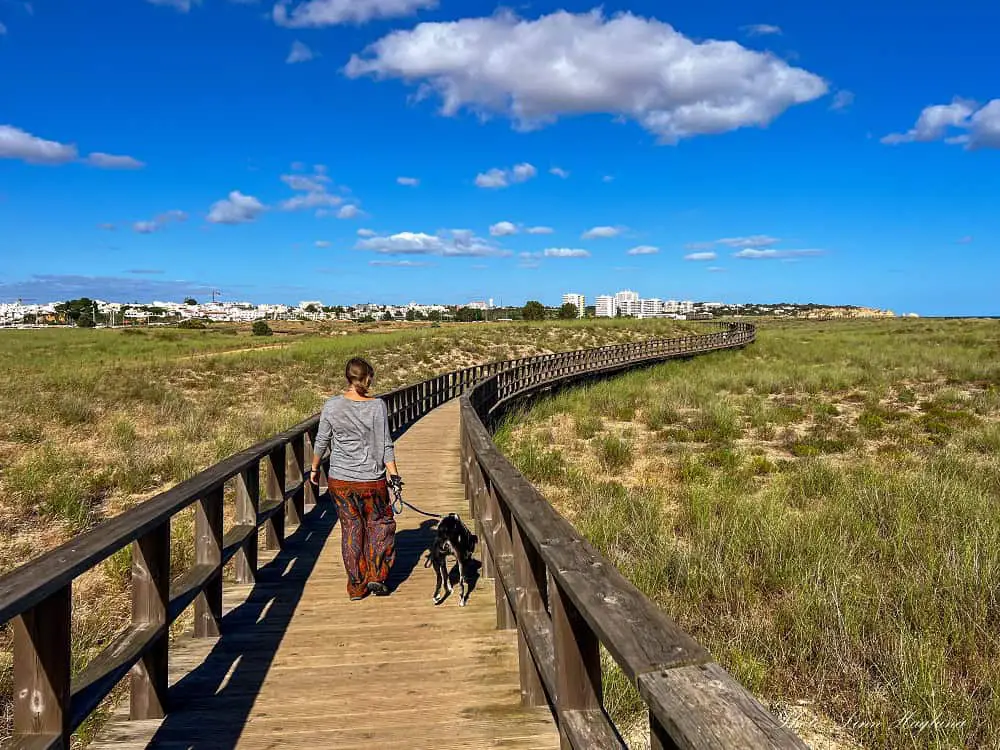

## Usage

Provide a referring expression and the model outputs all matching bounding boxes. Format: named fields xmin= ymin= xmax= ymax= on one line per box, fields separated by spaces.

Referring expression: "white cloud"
xmin=357 ymin=229 xmax=507 ymax=257
xmin=489 ymin=221 xmax=518 ymax=236
xmin=357 ymin=228 xmax=377 ymax=237
xmin=86 ymin=152 xmax=145 ymax=169
xmin=281 ymin=173 xmax=329 ymax=192
xmin=882 ymin=98 xmax=1000 ymax=149
xmin=397 ymin=176 xmax=420 ymax=186
xmin=131 ymin=210 xmax=187 ymax=234
xmin=0 ymin=124 xmax=77 ymax=164
xmin=743 ymin=24 xmax=782 ymax=36
xmin=549 ymin=167 xmax=569 ymax=178
xmin=707 ymin=266 xmax=727 ymax=272
xmin=345 ymin=9 xmax=827 ymax=143
xmin=715 ymin=235 xmax=780 ymax=248
xmin=315 ymin=240 xmax=331 ymax=248
xmin=0 ymin=22 xmax=7 ymax=35
xmin=627 ymin=245 xmax=659 ymax=255
xmin=830 ymin=90 xmax=855 ymax=111
xmin=734 ymin=248 xmax=824 ymax=259
xmin=685 ymin=251 xmax=717 ymax=261
xmin=602 ymin=175 xmax=614 ymax=182
xmin=337 ymin=204 xmax=361 ymax=219
xmin=474 ymin=162 xmax=536 ymax=188
xmin=543 ymin=247 xmax=589 ymax=258
xmin=274 ymin=0 xmax=436 ymax=27
xmin=370 ymin=259 xmax=430 ymax=267
xmin=147 ymin=0 xmax=200 ymax=11
xmin=286 ymin=40 xmax=317 ymax=64
xmin=526 ymin=226 xmax=554 ymax=234
xmin=207 ymin=191 xmax=265 ymax=224
xmin=512 ymin=162 xmax=536 ymax=181
xmin=582 ymin=225 xmax=621 ymax=239
xmin=281 ymin=191 xmax=342 ymax=211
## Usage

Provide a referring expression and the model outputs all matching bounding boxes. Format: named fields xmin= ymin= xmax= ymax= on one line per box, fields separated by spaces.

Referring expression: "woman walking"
xmin=309 ymin=357 xmax=399 ymax=600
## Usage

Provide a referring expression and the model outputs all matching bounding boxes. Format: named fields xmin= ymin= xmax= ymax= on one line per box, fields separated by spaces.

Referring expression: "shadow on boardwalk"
xmin=149 ymin=500 xmax=339 ymax=748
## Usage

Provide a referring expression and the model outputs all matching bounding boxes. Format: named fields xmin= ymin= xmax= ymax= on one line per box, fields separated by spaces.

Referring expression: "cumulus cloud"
xmin=274 ymin=0 xmax=436 ymax=27
xmin=684 ymin=251 xmax=717 ymax=261
xmin=734 ymin=248 xmax=824 ymax=259
xmin=743 ymin=24 xmax=782 ymax=36
xmin=602 ymin=175 xmax=614 ymax=182
xmin=207 ymin=191 xmax=265 ymax=224
xmin=357 ymin=229 xmax=507 ymax=257
xmin=336 ymin=204 xmax=361 ymax=219
xmin=279 ymin=166 xmax=348 ymax=213
xmin=474 ymin=162 xmax=536 ymax=188
xmin=549 ymin=167 xmax=569 ymax=178
xmin=0 ymin=125 xmax=145 ymax=169
xmin=85 ymin=152 xmax=145 ymax=169
xmin=626 ymin=245 xmax=658 ymax=255
xmin=281 ymin=191 xmax=341 ymax=211
xmin=830 ymin=90 xmax=855 ymax=111
xmin=147 ymin=0 xmax=200 ymax=11
xmin=882 ymin=98 xmax=1000 ymax=149
xmin=489 ymin=221 xmax=518 ymax=236
xmin=131 ymin=210 xmax=187 ymax=234
xmin=369 ymin=259 xmax=431 ymax=267
xmin=345 ymin=9 xmax=827 ymax=143
xmin=315 ymin=240 xmax=331 ymax=248
xmin=526 ymin=226 xmax=554 ymax=234
xmin=542 ymin=247 xmax=589 ymax=258
xmin=0 ymin=124 xmax=77 ymax=164
xmin=397 ymin=176 xmax=420 ymax=186
xmin=715 ymin=235 xmax=781 ymax=248
xmin=582 ymin=225 xmax=622 ymax=239
xmin=357 ymin=228 xmax=377 ymax=237
xmin=286 ymin=40 xmax=317 ymax=63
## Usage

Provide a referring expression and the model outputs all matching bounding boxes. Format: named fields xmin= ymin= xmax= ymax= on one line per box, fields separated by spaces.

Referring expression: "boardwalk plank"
xmin=89 ymin=401 xmax=559 ymax=750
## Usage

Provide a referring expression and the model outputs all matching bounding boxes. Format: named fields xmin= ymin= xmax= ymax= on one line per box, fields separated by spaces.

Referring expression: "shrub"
xmin=178 ymin=319 xmax=207 ymax=330
xmin=252 ymin=320 xmax=273 ymax=337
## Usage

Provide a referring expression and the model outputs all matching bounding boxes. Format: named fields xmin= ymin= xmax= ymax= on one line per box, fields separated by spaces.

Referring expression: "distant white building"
xmin=639 ymin=298 xmax=662 ymax=318
xmin=595 ymin=295 xmax=615 ymax=318
xmin=562 ymin=293 xmax=585 ymax=318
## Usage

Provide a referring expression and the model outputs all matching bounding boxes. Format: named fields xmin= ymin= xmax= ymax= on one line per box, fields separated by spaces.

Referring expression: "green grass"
xmin=500 ymin=318 xmax=1000 ymax=749
xmin=0 ymin=319 xmax=708 ymax=744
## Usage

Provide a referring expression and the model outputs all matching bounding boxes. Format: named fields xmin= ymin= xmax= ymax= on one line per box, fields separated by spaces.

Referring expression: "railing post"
xmin=13 ymin=585 xmax=71 ymax=745
xmin=553 ymin=580 xmax=602 ymax=748
xmin=513 ymin=518 xmax=548 ymax=707
xmin=235 ymin=461 xmax=260 ymax=583
xmin=303 ymin=431 xmax=319 ymax=509
xmin=265 ymin=446 xmax=286 ymax=550
xmin=131 ymin=521 xmax=169 ymax=719
xmin=195 ymin=485 xmax=223 ymax=638
xmin=287 ymin=439 xmax=305 ymax=527
xmin=488 ymin=483 xmax=516 ymax=631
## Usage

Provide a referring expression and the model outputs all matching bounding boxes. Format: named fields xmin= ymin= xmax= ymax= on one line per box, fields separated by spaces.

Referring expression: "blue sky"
xmin=1 ymin=0 xmax=998 ymax=315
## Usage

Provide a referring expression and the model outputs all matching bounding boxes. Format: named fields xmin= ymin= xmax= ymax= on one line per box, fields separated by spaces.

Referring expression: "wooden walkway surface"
xmin=91 ymin=400 xmax=559 ymax=749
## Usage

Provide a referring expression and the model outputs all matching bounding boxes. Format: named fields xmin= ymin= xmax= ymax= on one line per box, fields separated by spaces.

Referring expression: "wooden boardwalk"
xmin=91 ymin=401 xmax=559 ymax=749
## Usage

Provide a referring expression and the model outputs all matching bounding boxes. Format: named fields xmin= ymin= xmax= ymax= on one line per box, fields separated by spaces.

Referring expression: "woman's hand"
xmin=308 ymin=467 xmax=321 ymax=486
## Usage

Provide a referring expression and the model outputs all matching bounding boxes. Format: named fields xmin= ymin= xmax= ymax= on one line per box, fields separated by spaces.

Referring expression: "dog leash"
xmin=388 ymin=476 xmax=443 ymax=519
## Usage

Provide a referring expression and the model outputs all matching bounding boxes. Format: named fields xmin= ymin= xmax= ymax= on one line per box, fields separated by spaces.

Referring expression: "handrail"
xmin=459 ymin=322 xmax=807 ymax=748
xmin=0 ymin=322 xmax=779 ymax=749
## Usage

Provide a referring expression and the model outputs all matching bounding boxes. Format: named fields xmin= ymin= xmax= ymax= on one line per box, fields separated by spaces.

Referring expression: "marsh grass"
xmin=0 ymin=320 xmax=702 ymax=743
xmin=501 ymin=318 xmax=1000 ymax=749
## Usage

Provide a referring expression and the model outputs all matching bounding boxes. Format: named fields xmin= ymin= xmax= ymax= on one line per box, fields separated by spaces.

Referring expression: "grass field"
xmin=0 ymin=317 xmax=697 ymax=742
xmin=496 ymin=318 xmax=1000 ymax=749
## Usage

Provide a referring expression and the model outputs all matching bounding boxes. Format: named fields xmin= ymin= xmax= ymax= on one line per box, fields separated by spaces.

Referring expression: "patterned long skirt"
xmin=328 ymin=477 xmax=397 ymax=599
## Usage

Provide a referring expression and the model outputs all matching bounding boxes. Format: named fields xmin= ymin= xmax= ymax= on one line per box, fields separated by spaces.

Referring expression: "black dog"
xmin=426 ymin=513 xmax=478 ymax=606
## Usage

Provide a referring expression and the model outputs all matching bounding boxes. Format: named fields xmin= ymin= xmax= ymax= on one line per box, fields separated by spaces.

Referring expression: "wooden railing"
xmin=460 ymin=322 xmax=806 ymax=748
xmin=0 ymin=322 xmax=782 ymax=750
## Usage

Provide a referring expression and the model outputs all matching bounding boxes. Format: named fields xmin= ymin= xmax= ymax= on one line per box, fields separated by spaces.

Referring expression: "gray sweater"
xmin=313 ymin=396 xmax=395 ymax=482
